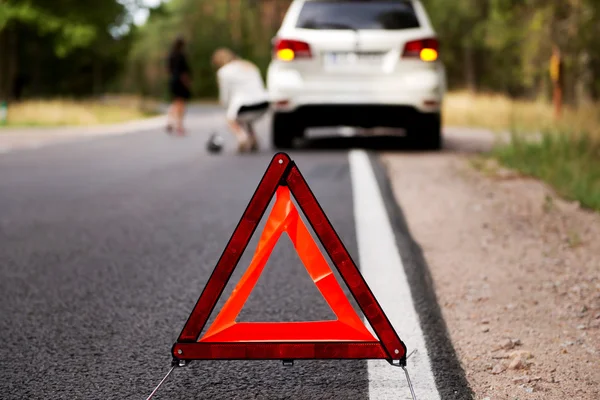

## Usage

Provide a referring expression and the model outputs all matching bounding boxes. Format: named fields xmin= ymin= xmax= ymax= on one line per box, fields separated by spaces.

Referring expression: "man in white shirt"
xmin=212 ymin=48 xmax=270 ymax=153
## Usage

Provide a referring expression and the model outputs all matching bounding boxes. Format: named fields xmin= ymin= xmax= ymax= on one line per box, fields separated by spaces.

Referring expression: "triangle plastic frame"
xmin=172 ymin=153 xmax=407 ymax=363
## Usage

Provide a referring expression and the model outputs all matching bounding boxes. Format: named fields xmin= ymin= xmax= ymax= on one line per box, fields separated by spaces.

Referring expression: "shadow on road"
xmin=291 ymin=129 xmax=494 ymax=155
xmin=296 ymin=135 xmax=429 ymax=153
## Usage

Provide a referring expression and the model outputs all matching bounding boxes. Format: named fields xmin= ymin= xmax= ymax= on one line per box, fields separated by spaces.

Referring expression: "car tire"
xmin=414 ymin=112 xmax=442 ymax=150
xmin=271 ymin=112 xmax=303 ymax=150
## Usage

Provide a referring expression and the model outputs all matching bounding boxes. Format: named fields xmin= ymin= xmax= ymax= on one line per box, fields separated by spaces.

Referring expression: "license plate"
xmin=323 ymin=52 xmax=383 ymax=68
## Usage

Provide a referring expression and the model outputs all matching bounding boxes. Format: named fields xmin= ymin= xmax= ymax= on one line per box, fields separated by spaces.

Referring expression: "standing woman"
xmin=166 ymin=37 xmax=192 ymax=135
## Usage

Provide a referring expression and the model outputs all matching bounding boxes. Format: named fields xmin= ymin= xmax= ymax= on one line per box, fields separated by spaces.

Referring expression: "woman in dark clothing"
xmin=166 ymin=37 xmax=192 ymax=135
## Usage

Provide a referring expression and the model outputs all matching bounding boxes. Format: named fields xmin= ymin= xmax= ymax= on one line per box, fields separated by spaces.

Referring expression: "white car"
xmin=266 ymin=0 xmax=446 ymax=149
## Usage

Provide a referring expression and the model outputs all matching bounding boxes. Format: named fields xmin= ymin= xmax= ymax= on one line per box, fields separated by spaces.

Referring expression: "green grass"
xmin=445 ymin=91 xmax=600 ymax=212
xmin=494 ymin=131 xmax=600 ymax=211
xmin=0 ymin=97 xmax=160 ymax=128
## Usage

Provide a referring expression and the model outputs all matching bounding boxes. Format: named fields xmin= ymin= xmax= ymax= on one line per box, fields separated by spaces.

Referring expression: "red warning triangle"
xmin=200 ymin=186 xmax=374 ymax=343
xmin=173 ymin=153 xmax=406 ymax=362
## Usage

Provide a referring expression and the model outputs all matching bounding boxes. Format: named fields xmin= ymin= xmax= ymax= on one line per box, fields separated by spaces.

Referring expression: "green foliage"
xmin=4 ymin=0 xmax=600 ymax=103
xmin=0 ymin=0 xmax=137 ymax=99
xmin=422 ymin=0 xmax=600 ymax=100
xmin=126 ymin=0 xmax=285 ymax=99
xmin=0 ymin=0 xmax=126 ymax=57
xmin=125 ymin=0 xmax=600 ymax=100
xmin=495 ymin=132 xmax=600 ymax=211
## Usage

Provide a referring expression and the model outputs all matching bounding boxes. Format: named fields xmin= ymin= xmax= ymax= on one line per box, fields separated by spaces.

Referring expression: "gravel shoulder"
xmin=382 ymin=146 xmax=600 ymax=399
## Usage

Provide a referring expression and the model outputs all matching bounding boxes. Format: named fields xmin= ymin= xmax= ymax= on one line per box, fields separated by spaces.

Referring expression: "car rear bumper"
xmin=271 ymin=92 xmax=442 ymax=113
xmin=267 ymin=67 xmax=445 ymax=113
xmin=273 ymin=104 xmax=435 ymax=130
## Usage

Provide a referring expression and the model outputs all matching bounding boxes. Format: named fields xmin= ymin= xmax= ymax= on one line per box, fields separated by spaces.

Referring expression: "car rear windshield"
xmin=296 ymin=0 xmax=420 ymax=30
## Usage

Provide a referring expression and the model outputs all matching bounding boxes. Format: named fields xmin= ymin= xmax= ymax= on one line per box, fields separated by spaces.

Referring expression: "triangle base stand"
xmin=144 ymin=366 xmax=176 ymax=400
xmin=143 ymin=358 xmax=419 ymax=400
xmin=403 ymin=366 xmax=418 ymax=400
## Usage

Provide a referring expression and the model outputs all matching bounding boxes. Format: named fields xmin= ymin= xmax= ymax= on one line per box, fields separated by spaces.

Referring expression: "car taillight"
xmin=402 ymin=38 xmax=439 ymax=62
xmin=273 ymin=38 xmax=312 ymax=61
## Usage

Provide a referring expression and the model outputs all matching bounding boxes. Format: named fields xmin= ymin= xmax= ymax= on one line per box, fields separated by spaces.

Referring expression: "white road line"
xmin=349 ymin=150 xmax=441 ymax=400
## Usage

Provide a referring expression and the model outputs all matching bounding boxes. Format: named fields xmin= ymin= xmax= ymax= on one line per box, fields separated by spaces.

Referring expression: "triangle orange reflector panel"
xmin=201 ymin=186 xmax=375 ymax=343
xmin=172 ymin=153 xmax=407 ymax=362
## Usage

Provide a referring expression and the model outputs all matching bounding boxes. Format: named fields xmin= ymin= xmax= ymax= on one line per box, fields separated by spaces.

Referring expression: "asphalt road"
xmin=0 ymin=106 xmax=471 ymax=399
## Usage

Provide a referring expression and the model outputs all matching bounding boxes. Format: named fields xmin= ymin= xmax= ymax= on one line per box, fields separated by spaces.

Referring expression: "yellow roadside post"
xmin=550 ymin=45 xmax=563 ymax=119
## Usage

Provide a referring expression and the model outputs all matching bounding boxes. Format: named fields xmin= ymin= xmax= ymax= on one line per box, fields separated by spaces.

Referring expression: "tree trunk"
xmin=273 ymin=0 xmax=281 ymax=32
xmin=6 ymin=26 xmax=18 ymax=102
xmin=32 ymin=42 xmax=43 ymax=96
xmin=93 ymin=58 xmax=103 ymax=96
xmin=463 ymin=43 xmax=476 ymax=93
xmin=0 ymin=29 xmax=7 ymax=101
xmin=0 ymin=27 xmax=17 ymax=101
xmin=574 ymin=51 xmax=592 ymax=106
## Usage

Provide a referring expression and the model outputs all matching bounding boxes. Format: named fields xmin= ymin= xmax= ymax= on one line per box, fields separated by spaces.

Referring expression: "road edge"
xmin=0 ymin=114 xmax=167 ymax=154
xmin=367 ymin=152 xmax=475 ymax=399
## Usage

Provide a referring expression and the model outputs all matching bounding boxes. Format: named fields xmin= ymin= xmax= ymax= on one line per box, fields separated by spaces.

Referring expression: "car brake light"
xmin=274 ymin=39 xmax=312 ymax=61
xmin=403 ymin=38 xmax=439 ymax=62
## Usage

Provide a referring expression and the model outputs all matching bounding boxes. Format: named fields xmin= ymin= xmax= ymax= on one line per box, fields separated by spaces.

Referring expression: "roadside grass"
xmin=469 ymin=157 xmax=501 ymax=177
xmin=444 ymin=91 xmax=600 ymax=139
xmin=446 ymin=91 xmax=600 ymax=212
xmin=2 ymin=95 xmax=160 ymax=127
xmin=494 ymin=131 xmax=600 ymax=211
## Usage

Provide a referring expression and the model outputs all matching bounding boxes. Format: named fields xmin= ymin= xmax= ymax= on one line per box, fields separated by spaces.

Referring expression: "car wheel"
xmin=271 ymin=112 xmax=304 ymax=150
xmin=414 ymin=112 xmax=442 ymax=150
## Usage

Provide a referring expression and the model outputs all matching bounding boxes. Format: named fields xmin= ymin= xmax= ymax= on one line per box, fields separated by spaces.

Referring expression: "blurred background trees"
xmin=124 ymin=0 xmax=288 ymax=99
xmin=0 ymin=0 xmax=139 ymax=100
xmin=425 ymin=0 xmax=600 ymax=105
xmin=1 ymin=0 xmax=600 ymax=104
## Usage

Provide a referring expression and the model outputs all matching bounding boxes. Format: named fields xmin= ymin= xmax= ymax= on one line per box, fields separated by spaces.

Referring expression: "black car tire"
xmin=271 ymin=112 xmax=304 ymax=149
xmin=413 ymin=112 xmax=442 ymax=150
